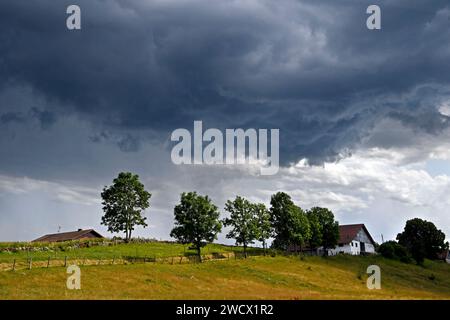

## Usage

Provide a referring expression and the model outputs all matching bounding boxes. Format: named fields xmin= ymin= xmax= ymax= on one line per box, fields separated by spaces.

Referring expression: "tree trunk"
xmin=243 ymin=244 xmax=247 ymax=258
xmin=263 ymin=240 xmax=266 ymax=256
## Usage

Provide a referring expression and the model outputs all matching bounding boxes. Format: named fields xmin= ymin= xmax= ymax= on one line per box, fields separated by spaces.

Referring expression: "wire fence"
xmin=0 ymin=249 xmax=278 ymax=272
xmin=0 ymin=246 xmax=338 ymax=272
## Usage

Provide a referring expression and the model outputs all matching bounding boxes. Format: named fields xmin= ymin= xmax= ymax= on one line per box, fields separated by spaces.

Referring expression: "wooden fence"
xmin=0 ymin=250 xmax=276 ymax=272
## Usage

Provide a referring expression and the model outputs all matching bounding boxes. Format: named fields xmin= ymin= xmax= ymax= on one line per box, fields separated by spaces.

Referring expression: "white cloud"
xmin=0 ymin=175 xmax=100 ymax=206
xmin=1 ymin=145 xmax=450 ymax=243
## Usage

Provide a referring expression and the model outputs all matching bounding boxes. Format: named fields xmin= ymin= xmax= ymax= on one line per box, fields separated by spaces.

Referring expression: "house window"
xmin=339 ymin=244 xmax=344 ymax=247
xmin=355 ymin=243 xmax=358 ymax=247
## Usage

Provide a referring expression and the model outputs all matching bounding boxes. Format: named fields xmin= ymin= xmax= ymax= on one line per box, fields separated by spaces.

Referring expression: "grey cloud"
xmin=0 ymin=0 xmax=450 ymax=167
xmin=0 ymin=111 xmax=25 ymax=124
xmin=117 ymin=134 xmax=140 ymax=152
xmin=89 ymin=130 xmax=141 ymax=152
xmin=30 ymin=107 xmax=56 ymax=130
xmin=0 ymin=107 xmax=56 ymax=129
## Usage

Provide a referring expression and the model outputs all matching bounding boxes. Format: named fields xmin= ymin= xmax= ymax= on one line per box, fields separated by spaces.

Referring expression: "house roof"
xmin=32 ymin=229 xmax=104 ymax=242
xmin=338 ymin=224 xmax=376 ymax=246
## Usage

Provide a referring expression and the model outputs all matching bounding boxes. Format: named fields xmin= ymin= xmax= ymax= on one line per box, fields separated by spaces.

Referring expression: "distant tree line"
xmin=100 ymin=172 xmax=449 ymax=264
xmin=168 ymin=191 xmax=340 ymax=261
xmin=101 ymin=172 xmax=339 ymax=261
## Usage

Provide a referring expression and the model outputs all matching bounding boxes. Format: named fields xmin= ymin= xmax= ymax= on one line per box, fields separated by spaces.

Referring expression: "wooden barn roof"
xmin=32 ymin=229 xmax=103 ymax=242
xmin=338 ymin=224 xmax=376 ymax=245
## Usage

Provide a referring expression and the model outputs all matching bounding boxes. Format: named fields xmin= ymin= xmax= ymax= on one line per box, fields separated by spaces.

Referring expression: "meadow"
xmin=0 ymin=241 xmax=449 ymax=300
xmin=0 ymin=240 xmax=255 ymax=264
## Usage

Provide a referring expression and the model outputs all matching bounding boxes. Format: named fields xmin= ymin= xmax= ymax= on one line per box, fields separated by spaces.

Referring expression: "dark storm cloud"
xmin=0 ymin=107 xmax=56 ymax=129
xmin=89 ymin=130 xmax=141 ymax=152
xmin=30 ymin=107 xmax=56 ymax=129
xmin=1 ymin=0 xmax=450 ymax=165
xmin=0 ymin=111 xmax=25 ymax=124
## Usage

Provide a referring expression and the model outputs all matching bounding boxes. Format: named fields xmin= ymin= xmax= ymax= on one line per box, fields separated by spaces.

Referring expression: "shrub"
xmin=377 ymin=241 xmax=412 ymax=263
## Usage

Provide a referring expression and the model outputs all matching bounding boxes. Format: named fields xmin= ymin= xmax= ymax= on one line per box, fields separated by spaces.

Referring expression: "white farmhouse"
xmin=328 ymin=224 xmax=376 ymax=256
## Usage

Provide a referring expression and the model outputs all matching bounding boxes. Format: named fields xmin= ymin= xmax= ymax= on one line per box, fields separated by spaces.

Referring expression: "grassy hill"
xmin=0 ymin=240 xmax=251 ymax=264
xmin=0 ymin=241 xmax=449 ymax=299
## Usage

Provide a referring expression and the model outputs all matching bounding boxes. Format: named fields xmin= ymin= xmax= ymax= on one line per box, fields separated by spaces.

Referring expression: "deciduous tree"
xmin=101 ymin=172 xmax=151 ymax=242
xmin=223 ymin=196 xmax=258 ymax=258
xmin=269 ymin=192 xmax=310 ymax=251
xmin=397 ymin=218 xmax=448 ymax=264
xmin=307 ymin=207 xmax=339 ymax=256
xmin=170 ymin=192 xmax=222 ymax=261
xmin=253 ymin=203 xmax=272 ymax=255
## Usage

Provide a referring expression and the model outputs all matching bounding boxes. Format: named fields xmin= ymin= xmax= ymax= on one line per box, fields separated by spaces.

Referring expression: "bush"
xmin=378 ymin=241 xmax=412 ymax=263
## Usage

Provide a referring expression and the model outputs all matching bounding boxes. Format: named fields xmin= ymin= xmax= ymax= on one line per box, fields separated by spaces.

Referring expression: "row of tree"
xmin=166 ymin=191 xmax=340 ymax=260
xmin=100 ymin=172 xmax=449 ymax=264
xmin=100 ymin=172 xmax=340 ymax=260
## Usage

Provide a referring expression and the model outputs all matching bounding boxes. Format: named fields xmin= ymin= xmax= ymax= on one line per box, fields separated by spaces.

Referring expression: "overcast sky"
xmin=1 ymin=0 xmax=450 ymax=244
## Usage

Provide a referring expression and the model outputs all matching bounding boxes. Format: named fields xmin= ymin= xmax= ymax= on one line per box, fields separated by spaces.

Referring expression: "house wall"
xmin=328 ymin=240 xmax=361 ymax=256
xmin=327 ymin=227 xmax=376 ymax=255
xmin=357 ymin=228 xmax=376 ymax=253
xmin=364 ymin=243 xmax=375 ymax=254
xmin=354 ymin=229 xmax=371 ymax=244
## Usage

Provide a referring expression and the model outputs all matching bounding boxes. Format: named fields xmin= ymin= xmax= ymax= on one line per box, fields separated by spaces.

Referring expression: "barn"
xmin=32 ymin=229 xmax=104 ymax=242
xmin=328 ymin=224 xmax=376 ymax=256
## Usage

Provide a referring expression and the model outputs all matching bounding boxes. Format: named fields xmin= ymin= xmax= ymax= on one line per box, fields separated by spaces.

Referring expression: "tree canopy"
xmin=170 ymin=192 xmax=222 ymax=261
xmin=307 ymin=207 xmax=339 ymax=255
xmin=101 ymin=172 xmax=151 ymax=242
xmin=253 ymin=203 xmax=272 ymax=254
xmin=223 ymin=196 xmax=259 ymax=257
xmin=397 ymin=218 xmax=448 ymax=264
xmin=269 ymin=192 xmax=310 ymax=250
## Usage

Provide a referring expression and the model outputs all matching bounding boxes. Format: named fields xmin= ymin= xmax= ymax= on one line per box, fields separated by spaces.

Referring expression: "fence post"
xmin=112 ymin=256 xmax=115 ymax=265
xmin=64 ymin=256 xmax=67 ymax=267
xmin=28 ymin=257 xmax=32 ymax=270
xmin=179 ymin=256 xmax=183 ymax=264
xmin=47 ymin=256 xmax=50 ymax=268
xmin=12 ymin=259 xmax=16 ymax=271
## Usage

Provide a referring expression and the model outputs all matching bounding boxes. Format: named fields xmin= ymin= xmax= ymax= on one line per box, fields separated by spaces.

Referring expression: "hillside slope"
xmin=0 ymin=255 xmax=449 ymax=299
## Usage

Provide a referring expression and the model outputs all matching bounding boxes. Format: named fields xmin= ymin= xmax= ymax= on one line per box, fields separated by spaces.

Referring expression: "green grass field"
xmin=0 ymin=241 xmax=449 ymax=299
xmin=0 ymin=241 xmax=256 ymax=264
